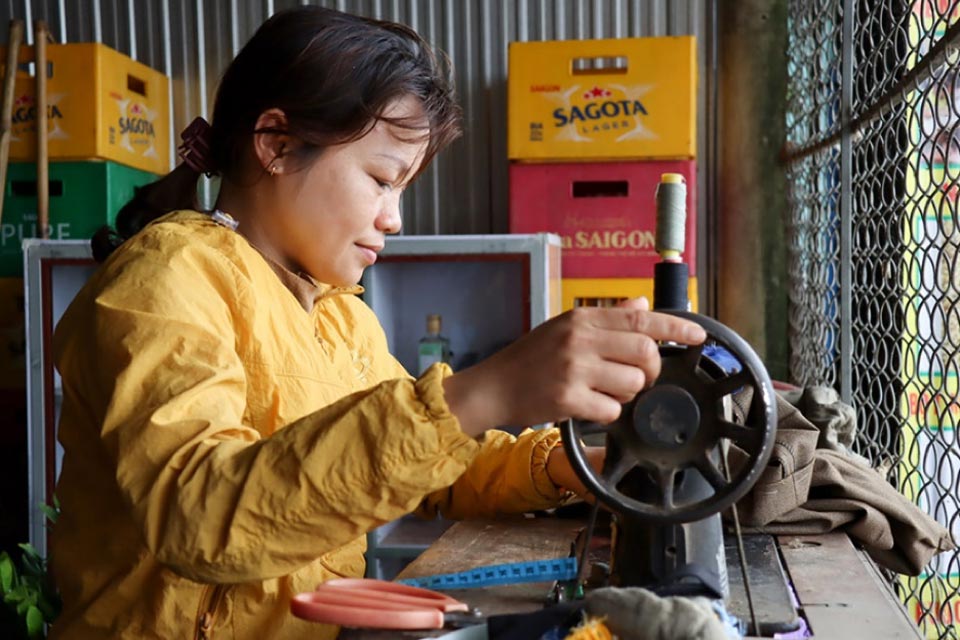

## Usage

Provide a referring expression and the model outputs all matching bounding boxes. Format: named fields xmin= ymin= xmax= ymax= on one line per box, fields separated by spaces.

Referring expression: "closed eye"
xmin=371 ymin=175 xmax=394 ymax=191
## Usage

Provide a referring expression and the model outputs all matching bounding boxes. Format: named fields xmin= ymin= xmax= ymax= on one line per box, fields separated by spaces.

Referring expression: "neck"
xmin=216 ymin=178 xmax=300 ymax=274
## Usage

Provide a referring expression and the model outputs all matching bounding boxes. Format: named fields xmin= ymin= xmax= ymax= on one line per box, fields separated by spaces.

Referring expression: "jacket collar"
xmin=254 ymin=249 xmax=363 ymax=312
xmin=179 ymin=209 xmax=365 ymax=312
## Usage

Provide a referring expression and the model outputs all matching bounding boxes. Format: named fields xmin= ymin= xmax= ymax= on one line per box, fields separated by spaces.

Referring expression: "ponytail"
xmin=92 ymin=118 xmax=212 ymax=262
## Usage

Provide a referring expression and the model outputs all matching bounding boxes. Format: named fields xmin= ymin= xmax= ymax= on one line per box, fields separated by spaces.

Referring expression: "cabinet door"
xmin=24 ymin=240 xmax=97 ymax=556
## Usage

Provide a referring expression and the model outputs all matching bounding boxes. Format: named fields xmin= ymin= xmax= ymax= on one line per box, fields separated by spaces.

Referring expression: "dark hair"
xmin=92 ymin=6 xmax=462 ymax=262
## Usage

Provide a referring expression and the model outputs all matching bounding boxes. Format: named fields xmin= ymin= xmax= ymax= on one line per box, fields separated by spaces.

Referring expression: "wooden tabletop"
xmin=341 ymin=516 xmax=923 ymax=639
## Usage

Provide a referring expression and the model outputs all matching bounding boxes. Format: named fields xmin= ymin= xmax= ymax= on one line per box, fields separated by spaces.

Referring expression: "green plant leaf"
xmin=17 ymin=544 xmax=39 ymax=559
xmin=7 ymin=584 xmax=28 ymax=602
xmin=0 ymin=553 xmax=15 ymax=593
xmin=39 ymin=504 xmax=57 ymax=525
xmin=25 ymin=604 xmax=43 ymax=636
xmin=19 ymin=555 xmax=42 ymax=580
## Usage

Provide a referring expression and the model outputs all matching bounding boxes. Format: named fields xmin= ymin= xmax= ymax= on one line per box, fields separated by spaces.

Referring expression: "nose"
xmin=376 ymin=191 xmax=403 ymax=235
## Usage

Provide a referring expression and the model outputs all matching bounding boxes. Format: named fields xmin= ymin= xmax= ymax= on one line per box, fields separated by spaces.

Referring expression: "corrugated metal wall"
xmin=1 ymin=0 xmax=712 ymax=240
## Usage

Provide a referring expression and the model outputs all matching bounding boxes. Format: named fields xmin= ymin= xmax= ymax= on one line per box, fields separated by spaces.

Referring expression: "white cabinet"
xmin=23 ymin=233 xmax=562 ymax=568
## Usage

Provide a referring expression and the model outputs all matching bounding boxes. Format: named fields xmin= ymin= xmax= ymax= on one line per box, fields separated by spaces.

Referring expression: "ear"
xmin=252 ymin=108 xmax=295 ymax=173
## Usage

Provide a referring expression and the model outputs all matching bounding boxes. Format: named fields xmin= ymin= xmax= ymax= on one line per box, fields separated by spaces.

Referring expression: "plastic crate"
xmin=561 ymin=276 xmax=699 ymax=312
xmin=1 ymin=42 xmax=170 ymax=174
xmin=1 ymin=160 xmax=157 ymax=276
xmin=509 ymin=160 xmax=696 ymax=279
xmin=508 ymin=36 xmax=696 ymax=161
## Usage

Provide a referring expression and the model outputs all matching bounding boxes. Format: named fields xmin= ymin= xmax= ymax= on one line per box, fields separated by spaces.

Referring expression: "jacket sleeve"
xmin=74 ymin=247 xmax=481 ymax=584
xmin=376 ymin=335 xmax=567 ymax=519
xmin=416 ymin=426 xmax=567 ymax=520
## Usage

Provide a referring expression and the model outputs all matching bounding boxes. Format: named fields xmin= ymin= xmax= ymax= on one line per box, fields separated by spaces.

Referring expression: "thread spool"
xmin=655 ymin=173 xmax=687 ymax=259
xmin=653 ymin=173 xmax=689 ymax=311
xmin=654 ymin=261 xmax=690 ymax=311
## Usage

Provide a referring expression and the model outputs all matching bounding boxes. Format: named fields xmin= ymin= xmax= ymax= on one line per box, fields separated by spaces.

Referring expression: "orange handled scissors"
xmin=291 ymin=578 xmax=485 ymax=630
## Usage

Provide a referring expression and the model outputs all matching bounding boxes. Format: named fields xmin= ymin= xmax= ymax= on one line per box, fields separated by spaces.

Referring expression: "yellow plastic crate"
xmin=1 ymin=42 xmax=170 ymax=174
xmin=561 ymin=277 xmax=699 ymax=313
xmin=508 ymin=36 xmax=696 ymax=162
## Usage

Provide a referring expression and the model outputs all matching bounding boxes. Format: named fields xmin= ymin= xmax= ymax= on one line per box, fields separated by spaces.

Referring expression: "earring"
xmin=268 ymin=164 xmax=279 ymax=176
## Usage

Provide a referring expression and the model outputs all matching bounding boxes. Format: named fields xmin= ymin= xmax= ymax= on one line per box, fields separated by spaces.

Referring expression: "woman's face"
xmin=270 ymin=96 xmax=428 ymax=286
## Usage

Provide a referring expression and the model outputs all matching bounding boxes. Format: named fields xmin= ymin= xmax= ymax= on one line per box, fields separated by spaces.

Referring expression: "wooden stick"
xmin=35 ymin=20 xmax=48 ymax=239
xmin=0 ymin=20 xmax=24 ymax=228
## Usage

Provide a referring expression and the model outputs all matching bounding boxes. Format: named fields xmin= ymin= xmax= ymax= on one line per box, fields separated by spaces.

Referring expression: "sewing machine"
xmin=559 ymin=173 xmax=791 ymax=634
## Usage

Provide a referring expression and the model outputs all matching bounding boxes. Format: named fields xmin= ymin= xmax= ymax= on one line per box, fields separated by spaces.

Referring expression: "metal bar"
xmin=127 ymin=0 xmax=136 ymax=59
xmin=613 ymin=0 xmax=624 ymax=38
xmin=575 ymin=0 xmax=586 ymax=40
xmin=229 ymin=1 xmax=240 ymax=57
xmin=92 ymin=0 xmax=101 ymax=42
xmin=56 ymin=0 xmax=65 ymax=43
xmin=517 ymin=0 xmax=528 ymax=42
xmin=161 ymin=0 xmax=174 ymax=171
xmin=191 ymin=0 xmax=206 ymax=103
xmin=21 ymin=0 xmax=30 ymax=44
xmin=593 ymin=0 xmax=603 ymax=39
xmin=538 ymin=0 xmax=548 ymax=40
xmin=785 ymin=14 xmax=960 ymax=166
xmin=705 ymin=0 xmax=718 ymax=317
xmin=35 ymin=20 xmax=48 ymax=239
xmin=839 ymin=0 xmax=853 ymax=403
xmin=195 ymin=0 xmax=209 ymax=205
xmin=554 ymin=0 xmax=565 ymax=38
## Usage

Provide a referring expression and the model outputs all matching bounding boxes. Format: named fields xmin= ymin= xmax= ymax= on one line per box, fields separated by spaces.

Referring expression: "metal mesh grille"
xmin=786 ymin=1 xmax=843 ymax=388
xmin=786 ymin=1 xmax=960 ymax=636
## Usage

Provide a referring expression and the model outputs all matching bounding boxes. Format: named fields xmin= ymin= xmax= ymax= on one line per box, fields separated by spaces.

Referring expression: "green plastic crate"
xmin=0 ymin=160 xmax=158 ymax=276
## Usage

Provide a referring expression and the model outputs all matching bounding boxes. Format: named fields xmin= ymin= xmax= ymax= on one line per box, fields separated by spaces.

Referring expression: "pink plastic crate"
xmin=509 ymin=160 xmax=697 ymax=279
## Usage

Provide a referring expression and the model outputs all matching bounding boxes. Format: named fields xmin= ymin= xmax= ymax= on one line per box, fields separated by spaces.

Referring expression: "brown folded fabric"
xmin=729 ymin=390 xmax=820 ymax=527
xmin=753 ymin=449 xmax=955 ymax=575
xmin=779 ymin=385 xmax=870 ymax=466
xmin=729 ymin=390 xmax=955 ymax=575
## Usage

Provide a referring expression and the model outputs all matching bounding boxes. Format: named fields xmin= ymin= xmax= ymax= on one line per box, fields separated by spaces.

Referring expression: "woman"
xmin=49 ymin=6 xmax=705 ymax=639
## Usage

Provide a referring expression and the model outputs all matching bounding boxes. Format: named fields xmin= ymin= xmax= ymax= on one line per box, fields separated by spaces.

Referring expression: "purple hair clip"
xmin=177 ymin=116 xmax=216 ymax=175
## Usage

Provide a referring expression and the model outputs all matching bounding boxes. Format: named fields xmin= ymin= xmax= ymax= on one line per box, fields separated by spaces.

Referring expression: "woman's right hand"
xmin=442 ymin=298 xmax=707 ymax=437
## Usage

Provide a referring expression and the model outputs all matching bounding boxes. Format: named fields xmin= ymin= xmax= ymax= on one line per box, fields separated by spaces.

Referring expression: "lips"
xmin=356 ymin=243 xmax=383 ymax=265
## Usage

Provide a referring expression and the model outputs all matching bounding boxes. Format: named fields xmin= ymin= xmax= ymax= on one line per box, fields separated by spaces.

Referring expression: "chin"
xmin=303 ymin=264 xmax=361 ymax=288
xmin=332 ymin=269 xmax=364 ymax=288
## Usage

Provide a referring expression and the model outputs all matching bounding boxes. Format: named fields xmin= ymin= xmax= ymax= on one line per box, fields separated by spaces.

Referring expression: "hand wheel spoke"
xmin=603 ymin=455 xmax=636 ymax=487
xmin=711 ymin=369 xmax=751 ymax=398
xmin=695 ymin=454 xmax=728 ymax=491
xmin=719 ymin=418 xmax=762 ymax=450
xmin=656 ymin=467 xmax=677 ymax=509
xmin=681 ymin=342 xmax=705 ymax=370
xmin=576 ymin=421 xmax=607 ymax=436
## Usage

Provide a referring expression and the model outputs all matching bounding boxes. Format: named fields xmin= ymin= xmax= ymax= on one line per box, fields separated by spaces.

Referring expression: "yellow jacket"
xmin=49 ymin=210 xmax=564 ymax=639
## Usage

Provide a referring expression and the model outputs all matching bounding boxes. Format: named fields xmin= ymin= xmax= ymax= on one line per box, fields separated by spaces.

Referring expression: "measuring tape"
xmin=397 ymin=557 xmax=578 ymax=590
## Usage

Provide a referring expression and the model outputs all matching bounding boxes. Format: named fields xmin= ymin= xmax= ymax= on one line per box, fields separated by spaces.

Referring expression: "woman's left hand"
xmin=545 ymin=444 xmax=605 ymax=498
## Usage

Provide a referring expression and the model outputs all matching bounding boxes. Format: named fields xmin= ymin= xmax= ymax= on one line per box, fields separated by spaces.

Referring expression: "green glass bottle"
xmin=417 ymin=313 xmax=451 ymax=374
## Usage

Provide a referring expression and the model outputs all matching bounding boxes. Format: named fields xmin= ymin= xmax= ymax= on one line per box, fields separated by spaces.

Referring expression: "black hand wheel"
xmin=560 ymin=311 xmax=777 ymax=525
